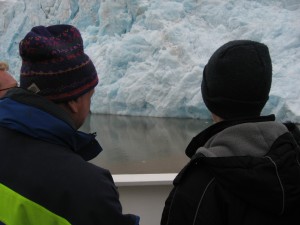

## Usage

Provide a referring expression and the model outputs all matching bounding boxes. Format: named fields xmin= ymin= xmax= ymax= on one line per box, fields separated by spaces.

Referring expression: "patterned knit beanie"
xmin=201 ymin=40 xmax=272 ymax=119
xmin=19 ymin=24 xmax=98 ymax=102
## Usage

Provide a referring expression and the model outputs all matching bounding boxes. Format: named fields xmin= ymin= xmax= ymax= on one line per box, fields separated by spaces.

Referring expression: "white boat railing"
xmin=113 ymin=173 xmax=177 ymax=225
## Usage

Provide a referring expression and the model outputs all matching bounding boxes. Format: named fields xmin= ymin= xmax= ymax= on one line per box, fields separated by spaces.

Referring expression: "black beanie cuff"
xmin=202 ymin=87 xmax=269 ymax=119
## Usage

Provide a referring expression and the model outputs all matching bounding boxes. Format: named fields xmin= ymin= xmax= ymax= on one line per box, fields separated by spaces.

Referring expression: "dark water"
xmin=80 ymin=114 xmax=212 ymax=174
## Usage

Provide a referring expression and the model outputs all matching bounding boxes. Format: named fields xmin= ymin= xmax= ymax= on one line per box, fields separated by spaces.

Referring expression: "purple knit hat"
xmin=19 ymin=24 xmax=98 ymax=102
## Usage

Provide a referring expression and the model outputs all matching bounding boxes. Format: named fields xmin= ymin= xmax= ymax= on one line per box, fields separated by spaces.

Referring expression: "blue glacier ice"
xmin=0 ymin=0 xmax=300 ymax=122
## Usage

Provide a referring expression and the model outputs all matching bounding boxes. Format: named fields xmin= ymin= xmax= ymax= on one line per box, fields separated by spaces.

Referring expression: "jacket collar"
xmin=0 ymin=88 xmax=102 ymax=161
xmin=4 ymin=88 xmax=76 ymax=128
xmin=185 ymin=115 xmax=276 ymax=158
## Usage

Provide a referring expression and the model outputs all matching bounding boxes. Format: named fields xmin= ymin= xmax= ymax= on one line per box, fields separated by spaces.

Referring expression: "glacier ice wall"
xmin=0 ymin=0 xmax=300 ymax=122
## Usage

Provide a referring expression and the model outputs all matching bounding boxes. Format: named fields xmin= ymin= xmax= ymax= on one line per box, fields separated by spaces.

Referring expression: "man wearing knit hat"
xmin=0 ymin=25 xmax=139 ymax=225
xmin=161 ymin=40 xmax=300 ymax=225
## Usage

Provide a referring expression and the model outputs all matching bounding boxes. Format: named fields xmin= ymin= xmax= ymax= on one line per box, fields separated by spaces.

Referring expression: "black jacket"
xmin=161 ymin=115 xmax=300 ymax=225
xmin=0 ymin=89 xmax=139 ymax=225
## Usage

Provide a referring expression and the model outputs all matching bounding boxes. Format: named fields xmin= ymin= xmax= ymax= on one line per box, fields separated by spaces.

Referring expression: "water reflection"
xmin=81 ymin=114 xmax=212 ymax=174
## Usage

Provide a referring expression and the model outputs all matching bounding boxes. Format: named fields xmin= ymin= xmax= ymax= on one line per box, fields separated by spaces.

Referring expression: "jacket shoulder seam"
xmin=264 ymin=156 xmax=285 ymax=215
xmin=192 ymin=177 xmax=215 ymax=225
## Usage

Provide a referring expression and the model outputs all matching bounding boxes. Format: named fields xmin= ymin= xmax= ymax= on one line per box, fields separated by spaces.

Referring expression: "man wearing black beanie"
xmin=161 ymin=40 xmax=300 ymax=225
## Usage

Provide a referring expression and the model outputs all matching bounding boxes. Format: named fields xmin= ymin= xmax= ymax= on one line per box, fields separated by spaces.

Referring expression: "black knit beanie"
xmin=201 ymin=40 xmax=272 ymax=119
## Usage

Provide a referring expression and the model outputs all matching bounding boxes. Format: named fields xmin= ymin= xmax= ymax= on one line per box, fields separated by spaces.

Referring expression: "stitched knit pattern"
xmin=19 ymin=24 xmax=98 ymax=102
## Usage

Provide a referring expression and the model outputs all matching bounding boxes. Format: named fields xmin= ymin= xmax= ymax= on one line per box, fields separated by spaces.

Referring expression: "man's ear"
xmin=66 ymin=99 xmax=79 ymax=113
xmin=212 ymin=113 xmax=223 ymax=123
